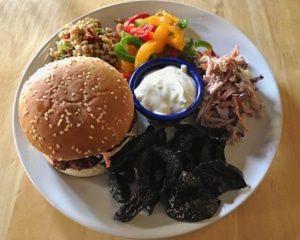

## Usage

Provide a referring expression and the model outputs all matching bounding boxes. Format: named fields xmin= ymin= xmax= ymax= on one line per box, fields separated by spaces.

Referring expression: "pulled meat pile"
xmin=194 ymin=45 xmax=264 ymax=144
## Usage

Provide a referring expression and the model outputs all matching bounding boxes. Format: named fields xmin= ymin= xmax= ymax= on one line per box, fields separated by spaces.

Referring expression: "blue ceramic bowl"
xmin=129 ymin=57 xmax=204 ymax=123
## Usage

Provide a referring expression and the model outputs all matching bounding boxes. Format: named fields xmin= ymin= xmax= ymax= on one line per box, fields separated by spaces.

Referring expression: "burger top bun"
xmin=18 ymin=56 xmax=134 ymax=161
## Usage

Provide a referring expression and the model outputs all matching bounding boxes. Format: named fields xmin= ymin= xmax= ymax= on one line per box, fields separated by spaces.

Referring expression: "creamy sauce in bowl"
xmin=134 ymin=65 xmax=196 ymax=115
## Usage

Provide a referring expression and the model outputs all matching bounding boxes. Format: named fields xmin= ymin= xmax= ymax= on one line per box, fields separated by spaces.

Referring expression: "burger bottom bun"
xmin=44 ymin=155 xmax=107 ymax=177
xmin=44 ymin=122 xmax=138 ymax=177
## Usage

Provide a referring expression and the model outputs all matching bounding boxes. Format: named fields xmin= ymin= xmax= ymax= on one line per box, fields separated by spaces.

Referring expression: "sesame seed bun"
xmin=18 ymin=56 xmax=135 ymax=176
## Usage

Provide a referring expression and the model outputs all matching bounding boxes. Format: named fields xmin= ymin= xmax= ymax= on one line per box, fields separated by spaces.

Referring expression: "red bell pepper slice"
xmin=129 ymin=24 xmax=156 ymax=42
xmin=123 ymin=13 xmax=150 ymax=32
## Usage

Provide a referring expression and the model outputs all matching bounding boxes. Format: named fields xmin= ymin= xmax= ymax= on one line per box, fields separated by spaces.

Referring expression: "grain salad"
xmin=49 ymin=17 xmax=120 ymax=67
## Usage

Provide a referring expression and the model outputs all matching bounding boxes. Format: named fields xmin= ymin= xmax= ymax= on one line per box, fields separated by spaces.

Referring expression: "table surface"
xmin=1 ymin=0 xmax=300 ymax=239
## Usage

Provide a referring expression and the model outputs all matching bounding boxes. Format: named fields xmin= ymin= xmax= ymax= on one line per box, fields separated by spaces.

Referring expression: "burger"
xmin=18 ymin=56 xmax=136 ymax=177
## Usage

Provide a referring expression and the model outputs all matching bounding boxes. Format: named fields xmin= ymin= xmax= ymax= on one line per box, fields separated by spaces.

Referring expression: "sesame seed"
xmin=23 ymin=108 xmax=29 ymax=115
xmin=90 ymin=125 xmax=94 ymax=129
xmin=89 ymin=136 xmax=93 ymax=139
xmin=57 ymin=119 xmax=63 ymax=126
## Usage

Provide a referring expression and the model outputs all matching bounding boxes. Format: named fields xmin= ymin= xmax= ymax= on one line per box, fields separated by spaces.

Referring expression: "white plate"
xmin=12 ymin=1 xmax=282 ymax=239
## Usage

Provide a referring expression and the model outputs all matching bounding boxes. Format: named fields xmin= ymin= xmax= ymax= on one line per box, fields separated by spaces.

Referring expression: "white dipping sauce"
xmin=134 ymin=65 xmax=196 ymax=115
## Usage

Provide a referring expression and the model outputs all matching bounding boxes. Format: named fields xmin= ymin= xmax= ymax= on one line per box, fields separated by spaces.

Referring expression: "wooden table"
xmin=1 ymin=0 xmax=300 ymax=239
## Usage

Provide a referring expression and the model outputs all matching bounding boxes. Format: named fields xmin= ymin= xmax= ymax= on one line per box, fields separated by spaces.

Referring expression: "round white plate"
xmin=12 ymin=1 xmax=282 ymax=239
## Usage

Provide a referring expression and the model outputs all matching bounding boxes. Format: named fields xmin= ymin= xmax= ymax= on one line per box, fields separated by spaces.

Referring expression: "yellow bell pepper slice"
xmin=145 ymin=13 xmax=185 ymax=50
xmin=120 ymin=59 xmax=135 ymax=74
xmin=134 ymin=11 xmax=185 ymax=68
xmin=134 ymin=25 xmax=169 ymax=68
xmin=156 ymin=10 xmax=179 ymax=24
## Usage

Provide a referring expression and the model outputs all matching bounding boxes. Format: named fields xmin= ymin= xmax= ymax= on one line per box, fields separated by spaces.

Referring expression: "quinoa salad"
xmin=49 ymin=17 xmax=120 ymax=68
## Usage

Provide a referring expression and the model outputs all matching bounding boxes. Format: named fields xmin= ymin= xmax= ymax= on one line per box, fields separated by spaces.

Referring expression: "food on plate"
xmin=112 ymin=11 xmax=264 ymax=142
xmin=134 ymin=64 xmax=196 ymax=115
xmin=114 ymin=10 xmax=188 ymax=74
xmin=107 ymin=124 xmax=248 ymax=222
xmin=41 ymin=10 xmax=264 ymax=222
xmin=129 ymin=57 xmax=204 ymax=123
xmin=18 ymin=56 xmax=136 ymax=177
xmin=49 ymin=17 xmax=120 ymax=68
xmin=193 ymin=45 xmax=264 ymax=143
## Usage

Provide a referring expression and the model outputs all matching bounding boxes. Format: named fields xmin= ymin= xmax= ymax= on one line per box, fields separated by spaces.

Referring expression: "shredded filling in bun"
xmin=18 ymin=56 xmax=136 ymax=177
